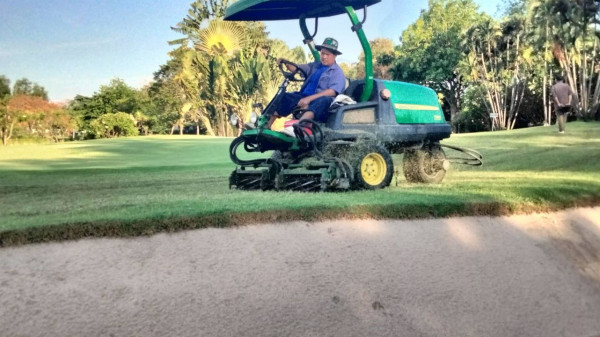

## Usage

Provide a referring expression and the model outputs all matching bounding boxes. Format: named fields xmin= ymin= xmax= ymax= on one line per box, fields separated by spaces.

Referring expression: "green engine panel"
xmin=382 ymin=80 xmax=446 ymax=124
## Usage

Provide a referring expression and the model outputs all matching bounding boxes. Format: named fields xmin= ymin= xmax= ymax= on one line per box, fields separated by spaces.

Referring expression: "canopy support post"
xmin=345 ymin=6 xmax=373 ymax=102
xmin=300 ymin=16 xmax=320 ymax=61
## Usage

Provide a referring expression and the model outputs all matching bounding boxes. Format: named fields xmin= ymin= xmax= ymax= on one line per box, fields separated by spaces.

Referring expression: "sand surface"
xmin=2 ymin=207 xmax=600 ymax=336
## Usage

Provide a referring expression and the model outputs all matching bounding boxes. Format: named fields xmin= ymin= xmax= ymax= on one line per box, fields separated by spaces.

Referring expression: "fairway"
xmin=1 ymin=122 xmax=599 ymax=245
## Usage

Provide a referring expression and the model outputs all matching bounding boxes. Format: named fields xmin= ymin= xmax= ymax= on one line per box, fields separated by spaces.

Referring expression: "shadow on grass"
xmin=0 ymin=136 xmax=235 ymax=172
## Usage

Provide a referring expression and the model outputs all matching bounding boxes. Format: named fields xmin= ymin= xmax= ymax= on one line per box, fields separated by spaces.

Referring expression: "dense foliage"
xmin=4 ymin=0 xmax=600 ymax=144
xmin=0 ymin=78 xmax=74 ymax=145
xmin=389 ymin=0 xmax=481 ymax=131
xmin=89 ymin=112 xmax=139 ymax=138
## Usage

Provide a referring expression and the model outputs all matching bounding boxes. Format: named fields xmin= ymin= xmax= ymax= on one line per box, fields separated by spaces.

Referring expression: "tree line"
xmin=0 ymin=76 xmax=72 ymax=145
xmin=379 ymin=0 xmax=600 ymax=132
xmin=2 ymin=0 xmax=599 ymax=145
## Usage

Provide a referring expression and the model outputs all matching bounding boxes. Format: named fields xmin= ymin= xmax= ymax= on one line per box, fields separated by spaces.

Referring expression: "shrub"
xmin=455 ymin=85 xmax=490 ymax=133
xmin=90 ymin=112 xmax=138 ymax=138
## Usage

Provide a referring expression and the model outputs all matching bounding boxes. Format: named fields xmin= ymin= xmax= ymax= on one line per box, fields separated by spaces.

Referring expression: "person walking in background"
xmin=551 ymin=75 xmax=574 ymax=134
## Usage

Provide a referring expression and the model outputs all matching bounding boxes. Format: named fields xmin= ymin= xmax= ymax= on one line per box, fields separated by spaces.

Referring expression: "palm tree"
xmin=461 ymin=11 xmax=536 ymax=130
xmin=195 ymin=19 xmax=247 ymax=136
xmin=170 ymin=46 xmax=206 ymax=135
xmin=532 ymin=0 xmax=600 ymax=118
xmin=168 ymin=0 xmax=310 ymax=136
xmin=529 ymin=0 xmax=559 ymax=125
xmin=463 ymin=18 xmax=502 ymax=125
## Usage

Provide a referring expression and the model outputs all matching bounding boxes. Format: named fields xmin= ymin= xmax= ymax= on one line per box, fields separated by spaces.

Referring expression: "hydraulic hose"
xmin=440 ymin=144 xmax=483 ymax=166
xmin=229 ymin=136 xmax=283 ymax=172
xmin=229 ymin=136 xmax=266 ymax=166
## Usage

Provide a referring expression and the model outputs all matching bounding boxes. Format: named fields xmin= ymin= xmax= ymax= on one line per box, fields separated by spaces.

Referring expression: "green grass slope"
xmin=1 ymin=121 xmax=599 ymax=246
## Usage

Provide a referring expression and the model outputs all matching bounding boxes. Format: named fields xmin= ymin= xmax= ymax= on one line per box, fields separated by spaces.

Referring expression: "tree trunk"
xmin=588 ymin=25 xmax=600 ymax=119
xmin=199 ymin=113 xmax=216 ymax=136
xmin=543 ymin=74 xmax=550 ymax=125
xmin=509 ymin=82 xmax=526 ymax=130
xmin=449 ymin=101 xmax=459 ymax=132
xmin=543 ymin=22 xmax=551 ymax=126
xmin=442 ymin=78 xmax=462 ymax=133
xmin=593 ymin=65 xmax=600 ymax=110
xmin=1 ymin=120 xmax=15 ymax=145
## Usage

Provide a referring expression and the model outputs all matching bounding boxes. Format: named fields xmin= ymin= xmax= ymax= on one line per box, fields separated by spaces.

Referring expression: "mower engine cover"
xmin=382 ymin=80 xmax=446 ymax=124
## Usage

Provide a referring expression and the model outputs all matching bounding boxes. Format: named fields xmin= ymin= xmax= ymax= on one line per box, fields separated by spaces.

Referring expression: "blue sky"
xmin=0 ymin=0 xmax=501 ymax=102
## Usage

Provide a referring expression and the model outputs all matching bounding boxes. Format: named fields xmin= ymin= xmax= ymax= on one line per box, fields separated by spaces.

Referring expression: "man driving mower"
xmin=267 ymin=37 xmax=346 ymax=134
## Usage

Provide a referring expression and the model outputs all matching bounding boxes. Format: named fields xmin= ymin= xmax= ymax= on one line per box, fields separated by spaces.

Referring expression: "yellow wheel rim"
xmin=360 ymin=153 xmax=387 ymax=186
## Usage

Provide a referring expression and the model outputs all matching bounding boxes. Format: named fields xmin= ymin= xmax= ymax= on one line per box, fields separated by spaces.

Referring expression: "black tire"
xmin=403 ymin=143 xmax=447 ymax=183
xmin=270 ymin=150 xmax=298 ymax=164
xmin=270 ymin=150 xmax=283 ymax=160
xmin=350 ymin=143 xmax=394 ymax=189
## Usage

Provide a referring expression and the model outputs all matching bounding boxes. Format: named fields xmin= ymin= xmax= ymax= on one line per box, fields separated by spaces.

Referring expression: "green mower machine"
xmin=226 ymin=0 xmax=482 ymax=192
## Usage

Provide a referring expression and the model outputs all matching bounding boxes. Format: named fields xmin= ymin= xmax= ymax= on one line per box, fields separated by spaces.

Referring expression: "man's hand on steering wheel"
xmin=277 ymin=58 xmax=307 ymax=82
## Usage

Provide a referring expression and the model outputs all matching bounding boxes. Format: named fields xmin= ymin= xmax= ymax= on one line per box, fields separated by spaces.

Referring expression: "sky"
xmin=0 ymin=0 xmax=502 ymax=103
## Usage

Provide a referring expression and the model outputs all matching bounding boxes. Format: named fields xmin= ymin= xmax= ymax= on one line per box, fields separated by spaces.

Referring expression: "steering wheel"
xmin=278 ymin=59 xmax=307 ymax=82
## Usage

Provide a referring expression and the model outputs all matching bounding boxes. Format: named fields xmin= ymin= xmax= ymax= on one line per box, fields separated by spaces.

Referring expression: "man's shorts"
xmin=557 ymin=105 xmax=571 ymax=114
xmin=277 ymin=92 xmax=334 ymax=122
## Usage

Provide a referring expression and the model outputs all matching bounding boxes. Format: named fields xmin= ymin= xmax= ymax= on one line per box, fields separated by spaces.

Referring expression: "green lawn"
xmin=1 ymin=121 xmax=599 ymax=245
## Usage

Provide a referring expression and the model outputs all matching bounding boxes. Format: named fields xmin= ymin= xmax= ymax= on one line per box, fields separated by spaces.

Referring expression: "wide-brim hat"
xmin=315 ymin=37 xmax=342 ymax=55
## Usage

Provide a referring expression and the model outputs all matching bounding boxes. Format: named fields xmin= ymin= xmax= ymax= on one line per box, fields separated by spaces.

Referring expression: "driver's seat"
xmin=342 ymin=80 xmax=377 ymax=102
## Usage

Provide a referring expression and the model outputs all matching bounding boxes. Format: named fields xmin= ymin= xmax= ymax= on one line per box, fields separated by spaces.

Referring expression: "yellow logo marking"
xmin=394 ymin=103 xmax=439 ymax=111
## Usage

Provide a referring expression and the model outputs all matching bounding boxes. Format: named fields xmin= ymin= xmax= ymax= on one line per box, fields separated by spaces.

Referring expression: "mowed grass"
xmin=1 ymin=121 xmax=599 ymax=245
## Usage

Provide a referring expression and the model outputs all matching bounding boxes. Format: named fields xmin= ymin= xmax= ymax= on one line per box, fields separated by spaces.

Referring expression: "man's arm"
xmin=277 ymin=58 xmax=310 ymax=74
xmin=327 ymin=64 xmax=346 ymax=95
xmin=297 ymin=89 xmax=336 ymax=108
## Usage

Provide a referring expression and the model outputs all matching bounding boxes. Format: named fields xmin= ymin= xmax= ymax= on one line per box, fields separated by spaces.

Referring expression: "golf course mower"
xmin=226 ymin=0 xmax=482 ymax=192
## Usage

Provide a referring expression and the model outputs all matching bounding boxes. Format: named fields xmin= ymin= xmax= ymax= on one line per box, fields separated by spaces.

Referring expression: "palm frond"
xmin=196 ymin=20 xmax=247 ymax=56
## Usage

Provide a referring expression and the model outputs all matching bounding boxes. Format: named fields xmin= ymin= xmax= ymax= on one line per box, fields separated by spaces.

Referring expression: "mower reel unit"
xmin=225 ymin=0 xmax=482 ymax=192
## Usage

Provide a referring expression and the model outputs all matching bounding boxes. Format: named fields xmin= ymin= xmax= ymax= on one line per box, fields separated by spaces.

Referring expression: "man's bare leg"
xmin=299 ymin=111 xmax=315 ymax=121
xmin=267 ymin=113 xmax=280 ymax=129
